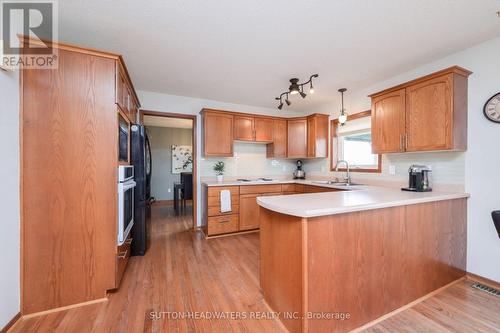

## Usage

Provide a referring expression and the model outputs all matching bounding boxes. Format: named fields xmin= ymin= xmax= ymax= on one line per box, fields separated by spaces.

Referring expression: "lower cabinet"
xmin=204 ymin=183 xmax=341 ymax=237
xmin=115 ymin=233 xmax=132 ymax=288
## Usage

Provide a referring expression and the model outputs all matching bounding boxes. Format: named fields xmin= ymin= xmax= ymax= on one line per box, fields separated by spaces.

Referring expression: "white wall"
xmin=0 ymin=69 xmax=20 ymax=327
xmin=311 ymin=37 xmax=500 ymax=282
xmin=137 ymin=91 xmax=302 ymax=226
xmin=147 ymin=126 xmax=193 ymax=200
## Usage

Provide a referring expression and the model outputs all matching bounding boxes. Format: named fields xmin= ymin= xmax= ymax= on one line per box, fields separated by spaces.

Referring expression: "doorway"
xmin=140 ymin=110 xmax=197 ymax=229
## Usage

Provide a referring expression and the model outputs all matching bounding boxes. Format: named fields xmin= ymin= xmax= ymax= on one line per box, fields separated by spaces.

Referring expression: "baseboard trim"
xmin=205 ymin=229 xmax=259 ymax=239
xmin=22 ymin=298 xmax=108 ymax=319
xmin=349 ymin=277 xmax=465 ymax=333
xmin=1 ymin=312 xmax=21 ymax=333
xmin=466 ymin=272 xmax=500 ymax=289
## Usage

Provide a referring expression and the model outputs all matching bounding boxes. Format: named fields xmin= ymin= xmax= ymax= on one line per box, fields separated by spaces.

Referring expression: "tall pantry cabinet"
xmin=21 ymin=37 xmax=140 ymax=314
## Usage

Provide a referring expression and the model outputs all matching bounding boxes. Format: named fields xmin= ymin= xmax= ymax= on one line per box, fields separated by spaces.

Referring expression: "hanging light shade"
xmin=289 ymin=78 xmax=300 ymax=95
xmin=338 ymin=88 xmax=348 ymax=126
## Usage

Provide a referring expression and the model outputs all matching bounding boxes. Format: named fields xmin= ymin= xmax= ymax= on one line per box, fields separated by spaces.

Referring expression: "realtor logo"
xmin=1 ymin=0 xmax=58 ymax=69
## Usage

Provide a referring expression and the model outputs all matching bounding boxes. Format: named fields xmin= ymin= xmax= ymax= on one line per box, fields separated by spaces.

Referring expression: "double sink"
xmin=311 ymin=180 xmax=364 ymax=187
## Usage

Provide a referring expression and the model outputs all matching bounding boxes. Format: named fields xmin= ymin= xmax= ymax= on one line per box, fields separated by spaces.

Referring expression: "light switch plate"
xmin=389 ymin=165 xmax=396 ymax=175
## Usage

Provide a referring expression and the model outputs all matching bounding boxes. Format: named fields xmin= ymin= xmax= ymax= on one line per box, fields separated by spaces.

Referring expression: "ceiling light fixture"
xmin=275 ymin=74 xmax=319 ymax=109
xmin=338 ymin=88 xmax=348 ymax=126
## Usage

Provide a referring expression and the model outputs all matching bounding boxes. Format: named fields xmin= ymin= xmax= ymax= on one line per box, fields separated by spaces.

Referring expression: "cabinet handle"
xmin=400 ymin=134 xmax=404 ymax=150
xmin=219 ymin=220 xmax=231 ymax=224
xmin=118 ymin=250 xmax=128 ymax=259
xmin=405 ymin=133 xmax=409 ymax=150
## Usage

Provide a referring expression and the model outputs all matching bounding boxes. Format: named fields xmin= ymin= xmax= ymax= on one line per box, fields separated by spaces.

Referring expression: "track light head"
xmin=285 ymin=99 xmax=291 ymax=106
xmin=300 ymin=87 xmax=307 ymax=98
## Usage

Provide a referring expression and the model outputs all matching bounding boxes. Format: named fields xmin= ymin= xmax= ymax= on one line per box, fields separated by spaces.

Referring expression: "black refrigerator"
xmin=130 ymin=124 xmax=152 ymax=256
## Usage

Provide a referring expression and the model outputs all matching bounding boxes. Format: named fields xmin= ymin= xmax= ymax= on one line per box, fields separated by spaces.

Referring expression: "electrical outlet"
xmin=389 ymin=165 xmax=396 ymax=175
xmin=167 ymin=188 xmax=172 ymax=193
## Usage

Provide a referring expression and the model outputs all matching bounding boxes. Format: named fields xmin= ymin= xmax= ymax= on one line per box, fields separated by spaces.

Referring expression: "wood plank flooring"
xmin=9 ymin=203 xmax=500 ymax=333
xmin=10 ymin=204 xmax=285 ymax=333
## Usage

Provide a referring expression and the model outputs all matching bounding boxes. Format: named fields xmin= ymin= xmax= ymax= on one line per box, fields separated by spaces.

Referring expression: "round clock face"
xmin=484 ymin=93 xmax=500 ymax=123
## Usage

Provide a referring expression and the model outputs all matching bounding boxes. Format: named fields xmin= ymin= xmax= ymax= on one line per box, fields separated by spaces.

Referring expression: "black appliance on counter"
xmin=130 ymin=124 xmax=152 ymax=256
xmin=293 ymin=160 xmax=305 ymax=179
xmin=401 ymin=164 xmax=432 ymax=192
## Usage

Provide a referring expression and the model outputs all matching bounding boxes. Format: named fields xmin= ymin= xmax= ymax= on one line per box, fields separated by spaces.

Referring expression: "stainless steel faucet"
xmin=336 ymin=160 xmax=351 ymax=185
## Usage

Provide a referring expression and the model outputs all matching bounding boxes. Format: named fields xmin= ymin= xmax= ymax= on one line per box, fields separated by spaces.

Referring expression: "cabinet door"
xmin=239 ymin=194 xmax=260 ymax=231
xmin=287 ymin=119 xmax=308 ymax=158
xmin=307 ymin=114 xmax=329 ymax=158
xmin=255 ymin=117 xmax=274 ymax=142
xmin=371 ymin=89 xmax=406 ymax=153
xmin=267 ymin=119 xmax=287 ymax=157
xmin=203 ymin=112 xmax=234 ymax=156
xmin=405 ymin=74 xmax=453 ymax=151
xmin=234 ymin=115 xmax=255 ymax=141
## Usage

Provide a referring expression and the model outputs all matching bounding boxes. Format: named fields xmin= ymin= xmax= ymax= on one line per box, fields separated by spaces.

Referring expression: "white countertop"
xmin=202 ymin=178 xmax=366 ymax=190
xmin=256 ymin=186 xmax=469 ymax=218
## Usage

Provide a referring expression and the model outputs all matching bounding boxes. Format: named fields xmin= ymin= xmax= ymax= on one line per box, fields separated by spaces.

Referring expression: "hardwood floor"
xmin=9 ymin=203 xmax=500 ymax=333
xmin=360 ymin=279 xmax=500 ymax=333
xmin=10 ymin=204 xmax=285 ymax=333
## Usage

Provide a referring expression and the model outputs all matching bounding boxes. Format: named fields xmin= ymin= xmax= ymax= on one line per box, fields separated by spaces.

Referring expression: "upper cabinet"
xmin=254 ymin=117 xmax=274 ymax=142
xmin=233 ymin=115 xmax=274 ymax=142
xmin=201 ymin=109 xmax=329 ymax=158
xmin=287 ymin=118 xmax=308 ymax=158
xmin=371 ymin=89 xmax=406 ymax=153
xmin=116 ymin=62 xmax=140 ymax=124
xmin=202 ymin=110 xmax=234 ymax=156
xmin=370 ymin=66 xmax=471 ymax=154
xmin=307 ymin=114 xmax=329 ymax=158
xmin=267 ymin=119 xmax=287 ymax=158
xmin=234 ymin=115 xmax=255 ymax=141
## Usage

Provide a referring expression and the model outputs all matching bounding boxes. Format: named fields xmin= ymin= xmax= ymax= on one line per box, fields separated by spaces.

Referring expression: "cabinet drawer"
xmin=207 ymin=194 xmax=239 ymax=207
xmin=240 ymin=184 xmax=282 ymax=194
xmin=207 ymin=186 xmax=240 ymax=197
xmin=208 ymin=204 xmax=239 ymax=217
xmin=294 ymin=184 xmax=305 ymax=193
xmin=116 ymin=235 xmax=132 ymax=287
xmin=282 ymin=184 xmax=296 ymax=192
xmin=207 ymin=214 xmax=239 ymax=235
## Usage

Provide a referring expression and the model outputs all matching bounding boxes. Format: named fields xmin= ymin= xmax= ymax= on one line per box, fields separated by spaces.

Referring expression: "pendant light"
xmin=338 ymin=88 xmax=348 ymax=126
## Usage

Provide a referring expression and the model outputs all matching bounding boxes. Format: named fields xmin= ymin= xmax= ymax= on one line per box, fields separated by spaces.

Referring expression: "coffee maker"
xmin=293 ymin=160 xmax=305 ymax=179
xmin=402 ymin=165 xmax=432 ymax=192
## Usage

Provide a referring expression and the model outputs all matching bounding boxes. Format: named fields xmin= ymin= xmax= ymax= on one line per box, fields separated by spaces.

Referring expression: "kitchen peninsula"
xmin=257 ymin=187 xmax=468 ymax=333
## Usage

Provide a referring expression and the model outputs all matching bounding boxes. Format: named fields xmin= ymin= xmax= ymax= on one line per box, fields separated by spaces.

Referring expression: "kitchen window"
xmin=330 ymin=110 xmax=381 ymax=173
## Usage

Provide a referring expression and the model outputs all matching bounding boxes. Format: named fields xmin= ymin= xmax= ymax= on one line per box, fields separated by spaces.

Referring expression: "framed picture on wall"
xmin=172 ymin=145 xmax=193 ymax=174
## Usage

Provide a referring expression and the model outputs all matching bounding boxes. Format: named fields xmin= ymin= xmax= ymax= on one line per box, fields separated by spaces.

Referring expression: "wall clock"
xmin=484 ymin=92 xmax=500 ymax=123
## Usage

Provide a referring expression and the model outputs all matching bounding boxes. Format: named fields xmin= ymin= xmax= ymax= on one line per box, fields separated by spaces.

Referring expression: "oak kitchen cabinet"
xmin=203 ymin=183 xmax=341 ymax=237
xmin=21 ymin=37 xmax=140 ymax=314
xmin=202 ymin=109 xmax=234 ymax=156
xmin=202 ymin=109 xmax=329 ymax=158
xmin=266 ymin=119 xmax=287 ymax=158
xmin=307 ymin=114 xmax=329 ymax=158
xmin=234 ymin=115 xmax=274 ymax=142
xmin=370 ymin=66 xmax=471 ymax=154
xmin=287 ymin=118 xmax=308 ymax=158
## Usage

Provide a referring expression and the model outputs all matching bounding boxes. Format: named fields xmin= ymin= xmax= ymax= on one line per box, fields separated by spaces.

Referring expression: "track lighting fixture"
xmin=275 ymin=74 xmax=318 ymax=109
xmin=338 ymin=88 xmax=348 ymax=126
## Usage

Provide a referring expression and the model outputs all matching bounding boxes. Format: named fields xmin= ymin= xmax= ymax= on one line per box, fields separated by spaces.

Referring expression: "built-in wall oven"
xmin=118 ymin=165 xmax=135 ymax=245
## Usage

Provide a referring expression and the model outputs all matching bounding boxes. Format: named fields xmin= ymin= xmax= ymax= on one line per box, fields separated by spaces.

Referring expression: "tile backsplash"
xmin=200 ymin=141 xmax=297 ymax=179
xmin=303 ymin=151 xmax=465 ymax=190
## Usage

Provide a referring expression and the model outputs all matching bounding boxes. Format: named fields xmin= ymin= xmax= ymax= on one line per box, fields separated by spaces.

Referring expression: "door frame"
xmin=140 ymin=109 xmax=198 ymax=230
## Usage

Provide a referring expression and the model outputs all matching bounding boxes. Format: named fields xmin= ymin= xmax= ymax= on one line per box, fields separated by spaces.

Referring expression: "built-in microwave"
xmin=118 ymin=112 xmax=130 ymax=163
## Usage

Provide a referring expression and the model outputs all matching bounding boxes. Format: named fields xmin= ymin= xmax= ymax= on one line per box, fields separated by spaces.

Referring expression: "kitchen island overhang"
xmin=258 ymin=188 xmax=468 ymax=333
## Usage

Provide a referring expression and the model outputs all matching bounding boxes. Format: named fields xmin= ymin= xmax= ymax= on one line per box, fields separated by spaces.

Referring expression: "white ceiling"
xmin=58 ymin=0 xmax=500 ymax=111
xmin=143 ymin=115 xmax=193 ymax=129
